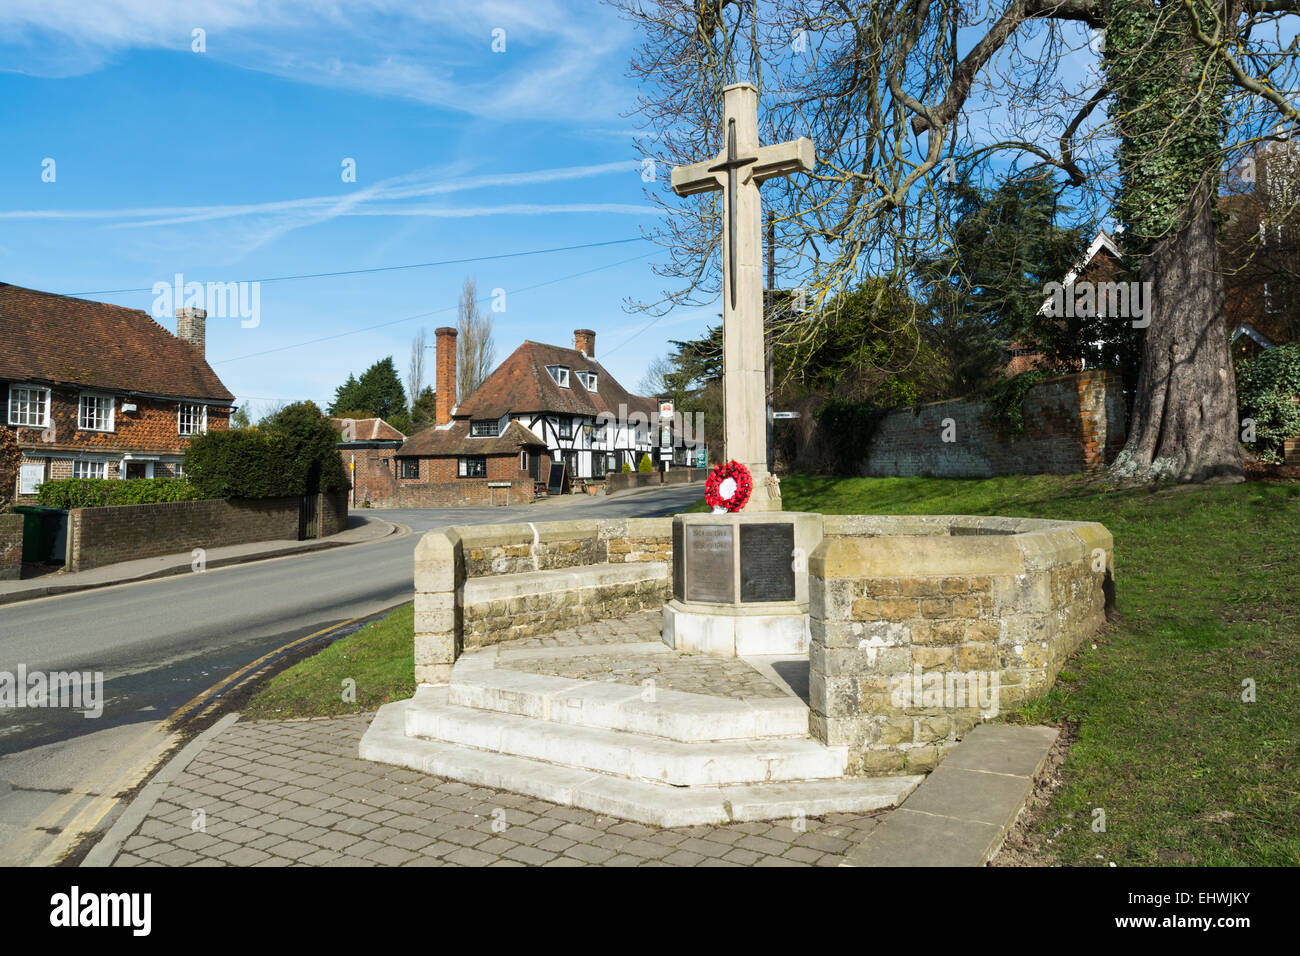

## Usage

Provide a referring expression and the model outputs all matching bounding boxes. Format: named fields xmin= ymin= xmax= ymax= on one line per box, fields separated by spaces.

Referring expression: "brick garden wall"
xmin=0 ymin=513 xmax=21 ymax=580
xmin=353 ymin=450 xmax=535 ymax=509
xmin=65 ymin=493 xmax=348 ymax=571
xmin=320 ymin=492 xmax=350 ymax=537
xmin=852 ymin=370 xmax=1125 ymax=478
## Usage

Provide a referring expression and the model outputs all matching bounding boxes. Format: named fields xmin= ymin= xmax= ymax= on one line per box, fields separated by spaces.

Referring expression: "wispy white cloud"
xmin=0 ymin=0 xmax=635 ymax=122
xmin=0 ymin=159 xmax=643 ymax=225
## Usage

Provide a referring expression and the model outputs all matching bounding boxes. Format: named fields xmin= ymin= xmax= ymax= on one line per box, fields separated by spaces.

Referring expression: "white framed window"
xmin=8 ymin=384 xmax=50 ymax=428
xmin=78 ymin=393 xmax=115 ymax=432
xmin=178 ymin=403 xmax=206 ymax=436
xmin=547 ymin=366 xmax=570 ymax=388
xmin=577 ymin=371 xmax=598 ymax=392
xmin=458 ymin=456 xmax=487 ymax=478
xmin=73 ymin=460 xmax=107 ymax=479
xmin=173 ymin=462 xmax=186 ymax=479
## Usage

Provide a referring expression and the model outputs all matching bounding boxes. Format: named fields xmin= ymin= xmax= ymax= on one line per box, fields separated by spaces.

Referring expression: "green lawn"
xmin=779 ymin=473 xmax=1300 ymax=866
xmin=243 ymin=604 xmax=416 ymax=720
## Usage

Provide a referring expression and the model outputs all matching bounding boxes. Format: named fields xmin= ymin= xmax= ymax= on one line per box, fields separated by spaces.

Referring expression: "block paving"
xmin=109 ymin=713 xmax=883 ymax=867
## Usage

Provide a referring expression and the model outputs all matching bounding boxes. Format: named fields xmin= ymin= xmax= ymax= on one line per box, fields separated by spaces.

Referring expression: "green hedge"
xmin=184 ymin=401 xmax=349 ymax=499
xmin=815 ymin=399 xmax=886 ymax=475
xmin=184 ymin=429 xmax=299 ymax=499
xmin=1237 ymin=343 xmax=1300 ymax=463
xmin=36 ymin=478 xmax=207 ymax=509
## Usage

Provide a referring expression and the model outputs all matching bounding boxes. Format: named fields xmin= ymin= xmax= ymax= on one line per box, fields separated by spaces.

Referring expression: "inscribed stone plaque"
xmin=684 ymin=524 xmax=735 ymax=603
xmin=740 ymin=523 xmax=795 ymax=603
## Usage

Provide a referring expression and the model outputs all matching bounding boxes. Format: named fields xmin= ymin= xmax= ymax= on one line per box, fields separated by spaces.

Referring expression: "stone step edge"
xmin=447 ymin=650 xmax=810 ymax=742
xmin=406 ymin=687 xmax=847 ymax=787
xmin=360 ymin=700 xmax=923 ymax=828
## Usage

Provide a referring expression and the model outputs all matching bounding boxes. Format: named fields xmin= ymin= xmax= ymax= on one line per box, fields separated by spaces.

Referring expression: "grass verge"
xmin=243 ymin=604 xmax=416 ymax=720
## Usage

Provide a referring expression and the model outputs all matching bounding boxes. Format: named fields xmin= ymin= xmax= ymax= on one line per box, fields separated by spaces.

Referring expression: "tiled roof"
xmin=453 ymin=341 xmax=657 ymax=421
xmin=398 ymin=419 xmax=547 ymax=457
xmin=328 ymin=417 xmax=406 ymax=442
xmin=0 ymin=283 xmax=234 ymax=402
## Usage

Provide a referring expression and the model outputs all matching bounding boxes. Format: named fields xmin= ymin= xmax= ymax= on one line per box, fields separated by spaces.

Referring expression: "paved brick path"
xmin=109 ymin=714 xmax=883 ymax=867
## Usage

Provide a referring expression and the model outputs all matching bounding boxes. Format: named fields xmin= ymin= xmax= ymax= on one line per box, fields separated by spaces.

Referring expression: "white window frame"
xmin=178 ymin=403 xmax=207 ymax=436
xmin=547 ymin=366 xmax=570 ymax=388
xmin=78 ymin=392 xmax=115 ymax=432
xmin=73 ymin=460 xmax=107 ymax=480
xmin=8 ymin=384 xmax=51 ymax=428
xmin=578 ymin=371 xmax=598 ymax=392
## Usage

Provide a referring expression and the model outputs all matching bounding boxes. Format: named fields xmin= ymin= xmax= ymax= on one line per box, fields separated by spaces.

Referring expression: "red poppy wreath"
xmin=704 ymin=460 xmax=752 ymax=513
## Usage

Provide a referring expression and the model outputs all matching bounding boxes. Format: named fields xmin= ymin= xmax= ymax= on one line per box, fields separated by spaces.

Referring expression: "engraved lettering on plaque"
xmin=740 ymin=523 xmax=796 ymax=603
xmin=685 ymin=524 xmax=735 ymax=603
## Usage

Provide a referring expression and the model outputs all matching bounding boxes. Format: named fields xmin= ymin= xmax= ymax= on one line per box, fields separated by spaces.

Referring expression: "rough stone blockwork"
xmin=862 ymin=370 xmax=1126 ymax=478
xmin=414 ymin=518 xmax=675 ymax=683
xmin=809 ymin=515 xmax=1112 ymax=775
xmin=0 ymin=513 xmax=21 ymax=580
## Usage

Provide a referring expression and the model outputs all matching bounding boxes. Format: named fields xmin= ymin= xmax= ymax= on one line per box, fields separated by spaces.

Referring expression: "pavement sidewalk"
xmin=0 ymin=514 xmax=398 ymax=606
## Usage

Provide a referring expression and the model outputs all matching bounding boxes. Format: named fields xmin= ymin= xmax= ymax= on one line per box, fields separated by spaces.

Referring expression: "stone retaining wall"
xmin=809 ymin=515 xmax=1112 ymax=775
xmin=413 ymin=517 xmax=674 ymax=683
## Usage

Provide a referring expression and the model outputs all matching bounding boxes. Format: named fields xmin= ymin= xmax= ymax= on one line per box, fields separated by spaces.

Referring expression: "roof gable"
xmin=0 ymin=283 xmax=234 ymax=402
xmin=455 ymin=340 xmax=656 ymax=421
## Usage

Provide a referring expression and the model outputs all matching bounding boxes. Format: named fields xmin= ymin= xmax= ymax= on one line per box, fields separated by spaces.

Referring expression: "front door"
xmin=125 ymin=461 xmax=149 ymax=480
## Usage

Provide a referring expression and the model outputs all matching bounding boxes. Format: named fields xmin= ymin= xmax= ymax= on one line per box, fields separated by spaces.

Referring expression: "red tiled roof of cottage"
xmin=0 ymin=283 xmax=234 ymax=402
xmin=453 ymin=341 xmax=657 ymax=421
xmin=328 ymin=417 xmax=406 ymax=442
xmin=397 ymin=419 xmax=547 ymax=457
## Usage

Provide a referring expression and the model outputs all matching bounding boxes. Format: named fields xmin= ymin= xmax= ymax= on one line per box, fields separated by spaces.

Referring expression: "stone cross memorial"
xmin=671 ymin=82 xmax=814 ymax=513
xmin=661 ymin=84 xmax=819 ymax=658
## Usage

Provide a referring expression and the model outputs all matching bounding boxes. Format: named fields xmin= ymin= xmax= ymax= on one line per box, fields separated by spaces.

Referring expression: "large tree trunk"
xmin=1111 ymin=176 xmax=1244 ymax=483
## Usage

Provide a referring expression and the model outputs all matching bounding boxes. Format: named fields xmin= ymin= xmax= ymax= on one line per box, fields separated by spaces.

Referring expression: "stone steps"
xmin=361 ymin=697 xmax=922 ymax=827
xmin=450 ymin=650 xmax=811 ymax=742
xmin=405 ymin=686 xmax=846 ymax=787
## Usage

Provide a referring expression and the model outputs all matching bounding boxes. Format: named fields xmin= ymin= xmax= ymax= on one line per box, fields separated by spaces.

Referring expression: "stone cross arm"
xmin=670 ymin=137 xmax=816 ymax=197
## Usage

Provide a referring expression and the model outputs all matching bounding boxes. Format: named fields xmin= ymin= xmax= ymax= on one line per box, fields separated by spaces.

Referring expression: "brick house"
xmin=1 ymin=284 xmax=234 ymax=502
xmin=1006 ymin=231 xmax=1121 ymax=376
xmin=328 ymin=416 xmax=407 ymax=508
xmin=375 ymin=326 xmax=657 ymax=507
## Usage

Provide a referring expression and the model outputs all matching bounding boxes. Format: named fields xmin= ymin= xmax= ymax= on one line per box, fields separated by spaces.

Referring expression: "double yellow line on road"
xmin=166 ymin=615 xmax=366 ymax=727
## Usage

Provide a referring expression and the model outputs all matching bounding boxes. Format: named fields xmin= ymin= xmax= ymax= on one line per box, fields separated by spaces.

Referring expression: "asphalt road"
xmin=0 ymin=484 xmax=702 ymax=863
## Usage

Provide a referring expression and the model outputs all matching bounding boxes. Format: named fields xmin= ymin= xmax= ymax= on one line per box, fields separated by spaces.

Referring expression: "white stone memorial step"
xmin=360 ymin=698 xmax=923 ymax=828
xmin=404 ymin=686 xmax=846 ymax=787
xmin=448 ymin=655 xmax=810 ymax=742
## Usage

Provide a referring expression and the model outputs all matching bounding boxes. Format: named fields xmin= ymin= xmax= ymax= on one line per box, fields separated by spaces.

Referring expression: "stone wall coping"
xmin=462 ymin=560 xmax=668 ymax=603
xmin=811 ymin=516 xmax=1112 ymax=578
xmin=452 ymin=520 xmax=602 ymax=549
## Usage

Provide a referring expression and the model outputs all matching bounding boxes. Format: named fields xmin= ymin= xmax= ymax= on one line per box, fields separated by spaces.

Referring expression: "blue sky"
xmin=0 ymin=1 xmax=719 ymax=417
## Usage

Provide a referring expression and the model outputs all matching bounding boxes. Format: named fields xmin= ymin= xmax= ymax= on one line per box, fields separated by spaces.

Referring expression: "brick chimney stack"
xmin=435 ymin=326 xmax=458 ymax=427
xmin=176 ymin=308 xmax=207 ymax=355
xmin=574 ymin=328 xmax=596 ymax=358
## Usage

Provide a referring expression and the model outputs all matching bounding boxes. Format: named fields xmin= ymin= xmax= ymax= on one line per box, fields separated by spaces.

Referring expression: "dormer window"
xmin=577 ymin=371 xmax=598 ymax=392
xmin=470 ymin=419 xmax=500 ymax=437
xmin=547 ymin=366 xmax=570 ymax=388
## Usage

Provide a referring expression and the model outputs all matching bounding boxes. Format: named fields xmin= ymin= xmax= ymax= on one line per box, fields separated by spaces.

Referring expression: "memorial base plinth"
xmin=663 ymin=511 xmax=821 ymax=659
xmin=663 ymin=599 xmax=809 ymax=657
